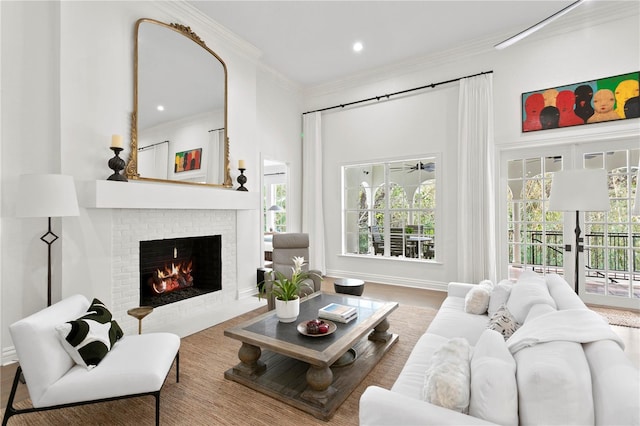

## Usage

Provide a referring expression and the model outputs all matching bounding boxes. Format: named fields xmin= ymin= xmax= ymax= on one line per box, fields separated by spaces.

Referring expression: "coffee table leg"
xmin=301 ymin=365 xmax=336 ymax=406
xmin=369 ymin=318 xmax=392 ymax=343
xmin=232 ymin=342 xmax=266 ymax=378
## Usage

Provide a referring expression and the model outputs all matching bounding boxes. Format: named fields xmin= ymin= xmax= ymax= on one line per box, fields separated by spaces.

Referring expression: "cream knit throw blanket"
xmin=506 ymin=309 xmax=624 ymax=354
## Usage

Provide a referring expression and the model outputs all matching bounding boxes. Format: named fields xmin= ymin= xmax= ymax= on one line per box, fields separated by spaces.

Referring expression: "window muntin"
xmin=343 ymin=158 xmax=437 ymax=260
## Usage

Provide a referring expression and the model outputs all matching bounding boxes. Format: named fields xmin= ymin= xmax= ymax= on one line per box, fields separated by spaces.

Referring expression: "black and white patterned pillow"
xmin=487 ymin=304 xmax=520 ymax=340
xmin=56 ymin=298 xmax=123 ymax=369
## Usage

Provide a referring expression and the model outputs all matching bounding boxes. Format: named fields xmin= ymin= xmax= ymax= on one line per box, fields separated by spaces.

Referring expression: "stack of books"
xmin=318 ymin=303 xmax=358 ymax=323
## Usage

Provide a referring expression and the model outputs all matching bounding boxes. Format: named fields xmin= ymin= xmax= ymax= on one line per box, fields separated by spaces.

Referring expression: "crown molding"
xmin=256 ymin=61 xmax=304 ymax=95
xmin=304 ymin=0 xmax=638 ymax=99
xmin=153 ymin=0 xmax=262 ymax=62
xmin=303 ymin=35 xmax=494 ymax=99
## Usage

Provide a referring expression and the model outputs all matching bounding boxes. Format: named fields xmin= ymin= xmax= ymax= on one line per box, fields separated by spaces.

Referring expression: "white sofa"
xmin=360 ymin=272 xmax=640 ymax=425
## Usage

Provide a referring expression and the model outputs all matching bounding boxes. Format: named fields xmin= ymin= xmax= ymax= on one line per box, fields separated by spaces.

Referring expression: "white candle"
xmin=111 ymin=134 xmax=123 ymax=149
xmin=238 ymin=159 xmax=246 ymax=169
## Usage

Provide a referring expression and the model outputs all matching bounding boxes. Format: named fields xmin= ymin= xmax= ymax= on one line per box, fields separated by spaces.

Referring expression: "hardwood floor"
xmin=2 ymin=277 xmax=638 ymax=411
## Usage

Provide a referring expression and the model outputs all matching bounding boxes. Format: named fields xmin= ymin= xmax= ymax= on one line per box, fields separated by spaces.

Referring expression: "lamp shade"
xmin=268 ymin=204 xmax=284 ymax=212
xmin=17 ymin=174 xmax=80 ymax=218
xmin=548 ymin=168 xmax=610 ymax=212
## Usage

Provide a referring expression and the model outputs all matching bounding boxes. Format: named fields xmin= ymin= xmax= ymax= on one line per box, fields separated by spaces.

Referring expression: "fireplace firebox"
xmin=139 ymin=235 xmax=222 ymax=308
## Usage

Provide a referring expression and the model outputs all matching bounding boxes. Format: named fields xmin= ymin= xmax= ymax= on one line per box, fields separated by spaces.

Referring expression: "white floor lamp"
xmin=17 ymin=174 xmax=79 ymax=306
xmin=548 ymin=168 xmax=610 ymax=294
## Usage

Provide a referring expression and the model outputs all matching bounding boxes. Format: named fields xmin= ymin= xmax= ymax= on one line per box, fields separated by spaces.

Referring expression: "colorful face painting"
xmin=175 ymin=148 xmax=202 ymax=173
xmin=521 ymin=72 xmax=639 ymax=132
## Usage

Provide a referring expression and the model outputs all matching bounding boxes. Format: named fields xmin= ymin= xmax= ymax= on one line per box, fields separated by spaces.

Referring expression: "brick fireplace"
xmin=81 ymin=180 xmax=262 ymax=338
xmin=111 ymin=208 xmax=238 ymax=335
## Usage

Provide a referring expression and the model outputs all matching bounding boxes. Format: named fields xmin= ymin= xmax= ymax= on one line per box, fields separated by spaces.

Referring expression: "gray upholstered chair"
xmin=263 ymin=233 xmax=322 ymax=310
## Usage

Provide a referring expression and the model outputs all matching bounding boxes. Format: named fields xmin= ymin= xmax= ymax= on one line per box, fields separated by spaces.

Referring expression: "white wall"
xmin=257 ymin=70 xmax=304 ymax=232
xmin=305 ymin=4 xmax=639 ymax=290
xmin=0 ymin=1 xmax=299 ymax=362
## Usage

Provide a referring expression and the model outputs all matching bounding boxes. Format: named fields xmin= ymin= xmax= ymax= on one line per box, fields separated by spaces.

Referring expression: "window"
xmin=582 ymin=148 xmax=639 ymax=299
xmin=343 ymin=157 xmax=438 ymax=260
xmin=264 ymin=183 xmax=287 ymax=233
xmin=506 ymin=156 xmax=564 ymax=280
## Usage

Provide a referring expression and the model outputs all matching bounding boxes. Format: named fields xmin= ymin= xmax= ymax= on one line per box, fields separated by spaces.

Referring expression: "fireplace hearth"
xmin=139 ymin=235 xmax=222 ymax=308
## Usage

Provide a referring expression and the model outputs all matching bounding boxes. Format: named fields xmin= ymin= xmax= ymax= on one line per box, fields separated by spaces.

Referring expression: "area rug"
xmin=590 ymin=306 xmax=640 ymax=329
xmin=1 ymin=303 xmax=436 ymax=425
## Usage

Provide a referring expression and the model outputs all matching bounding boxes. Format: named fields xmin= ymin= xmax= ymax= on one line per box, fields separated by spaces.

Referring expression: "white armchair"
xmin=2 ymin=295 xmax=180 ymax=426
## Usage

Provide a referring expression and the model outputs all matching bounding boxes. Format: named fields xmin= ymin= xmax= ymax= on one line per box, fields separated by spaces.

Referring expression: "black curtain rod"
xmin=138 ymin=140 xmax=169 ymax=151
xmin=302 ymin=70 xmax=493 ymax=115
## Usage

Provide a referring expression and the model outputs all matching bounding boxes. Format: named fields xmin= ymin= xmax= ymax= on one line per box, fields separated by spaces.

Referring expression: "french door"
xmin=501 ymin=140 xmax=639 ymax=309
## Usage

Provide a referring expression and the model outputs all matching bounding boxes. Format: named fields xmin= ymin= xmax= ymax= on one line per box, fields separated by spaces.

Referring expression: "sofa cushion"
xmin=514 ymin=340 xmax=594 ymax=425
xmin=55 ymin=299 xmax=123 ymax=370
xmin=427 ymin=296 xmax=489 ymax=345
xmin=464 ymin=286 xmax=490 ymax=315
xmin=469 ymin=329 xmax=518 ymax=426
xmin=392 ymin=333 xmax=449 ymax=398
xmin=487 ymin=304 xmax=519 ymax=340
xmin=583 ymin=340 xmax=640 ymax=426
xmin=545 ymin=273 xmax=587 ymax=310
xmin=506 ymin=272 xmax=556 ymax=323
xmin=422 ymin=338 xmax=471 ymax=413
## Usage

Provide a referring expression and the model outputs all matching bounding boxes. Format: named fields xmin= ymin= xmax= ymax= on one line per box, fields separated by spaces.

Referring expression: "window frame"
xmin=342 ymin=154 xmax=440 ymax=262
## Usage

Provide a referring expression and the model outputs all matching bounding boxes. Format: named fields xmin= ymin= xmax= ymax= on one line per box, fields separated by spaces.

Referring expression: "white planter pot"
xmin=275 ymin=297 xmax=300 ymax=323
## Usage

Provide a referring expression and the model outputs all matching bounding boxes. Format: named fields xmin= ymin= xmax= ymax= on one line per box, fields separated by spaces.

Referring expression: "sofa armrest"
xmin=447 ymin=282 xmax=476 ymax=298
xmin=359 ymin=386 xmax=497 ymax=426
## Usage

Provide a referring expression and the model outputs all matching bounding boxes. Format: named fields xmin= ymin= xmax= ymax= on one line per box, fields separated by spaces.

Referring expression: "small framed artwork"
xmin=175 ymin=148 xmax=202 ymax=173
xmin=522 ymin=71 xmax=639 ymax=132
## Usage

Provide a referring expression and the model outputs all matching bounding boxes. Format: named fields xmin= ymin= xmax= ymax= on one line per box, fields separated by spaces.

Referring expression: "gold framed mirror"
xmin=126 ymin=18 xmax=231 ymax=187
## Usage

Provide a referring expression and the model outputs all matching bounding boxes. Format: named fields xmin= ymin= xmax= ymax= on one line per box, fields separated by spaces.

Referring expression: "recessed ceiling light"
xmin=157 ymin=105 xmax=165 ymax=111
xmin=353 ymin=41 xmax=363 ymax=53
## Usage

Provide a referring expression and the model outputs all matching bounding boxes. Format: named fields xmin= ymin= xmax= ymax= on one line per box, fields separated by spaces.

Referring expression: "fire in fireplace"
xmin=139 ymin=235 xmax=221 ymax=308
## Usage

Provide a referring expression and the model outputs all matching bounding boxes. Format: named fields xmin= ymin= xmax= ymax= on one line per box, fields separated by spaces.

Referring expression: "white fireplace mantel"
xmin=79 ymin=180 xmax=260 ymax=210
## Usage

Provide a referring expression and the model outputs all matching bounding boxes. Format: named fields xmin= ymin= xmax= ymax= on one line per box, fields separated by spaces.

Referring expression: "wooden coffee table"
xmin=224 ymin=292 xmax=398 ymax=420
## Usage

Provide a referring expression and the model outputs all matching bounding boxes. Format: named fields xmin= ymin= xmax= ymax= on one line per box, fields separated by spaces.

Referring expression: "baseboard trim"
xmin=2 ymin=346 xmax=17 ymax=366
xmin=325 ymin=269 xmax=447 ymax=292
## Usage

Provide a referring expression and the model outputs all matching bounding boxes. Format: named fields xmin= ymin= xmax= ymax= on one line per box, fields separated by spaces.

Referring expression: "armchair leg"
xmin=154 ymin=391 xmax=161 ymax=426
xmin=2 ymin=365 xmax=23 ymax=426
xmin=176 ymin=351 xmax=180 ymax=383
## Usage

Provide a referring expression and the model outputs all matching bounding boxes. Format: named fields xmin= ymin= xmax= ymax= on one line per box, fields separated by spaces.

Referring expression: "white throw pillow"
xmin=506 ymin=272 xmax=556 ymax=324
xmin=464 ymin=286 xmax=491 ymax=315
xmin=487 ymin=304 xmax=520 ymax=340
xmin=479 ymin=279 xmax=494 ymax=291
xmin=422 ymin=338 xmax=471 ymax=413
xmin=470 ymin=329 xmax=518 ymax=426
xmin=488 ymin=280 xmax=512 ymax=317
xmin=55 ymin=298 xmax=123 ymax=370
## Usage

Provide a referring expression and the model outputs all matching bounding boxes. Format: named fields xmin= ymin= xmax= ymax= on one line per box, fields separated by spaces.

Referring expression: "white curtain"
xmin=302 ymin=112 xmax=326 ymax=275
xmin=457 ymin=74 xmax=497 ymax=283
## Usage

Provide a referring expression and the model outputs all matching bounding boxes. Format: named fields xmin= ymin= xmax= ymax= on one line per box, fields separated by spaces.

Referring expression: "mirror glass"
xmin=126 ymin=18 xmax=231 ymax=187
